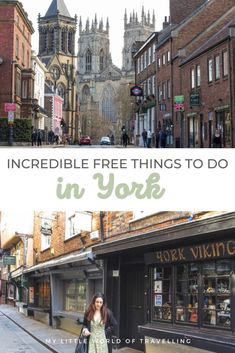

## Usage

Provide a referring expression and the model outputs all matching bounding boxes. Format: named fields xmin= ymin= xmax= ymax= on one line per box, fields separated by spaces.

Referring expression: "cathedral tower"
xmin=38 ymin=0 xmax=77 ymax=138
xmin=122 ymin=7 xmax=155 ymax=74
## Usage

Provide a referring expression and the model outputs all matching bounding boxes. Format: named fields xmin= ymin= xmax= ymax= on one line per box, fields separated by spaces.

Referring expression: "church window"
xmin=100 ymin=49 xmax=105 ymax=71
xmin=68 ymin=32 xmax=74 ymax=54
xmin=57 ymin=83 xmax=66 ymax=108
xmin=82 ymin=85 xmax=90 ymax=103
xmin=61 ymin=30 xmax=67 ymax=52
xmin=102 ymin=85 xmax=116 ymax=122
xmin=48 ymin=29 xmax=54 ymax=52
xmin=85 ymin=49 xmax=92 ymax=72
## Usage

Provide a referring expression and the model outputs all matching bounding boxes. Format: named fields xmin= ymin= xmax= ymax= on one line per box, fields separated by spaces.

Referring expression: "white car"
xmin=100 ymin=136 xmax=111 ymax=145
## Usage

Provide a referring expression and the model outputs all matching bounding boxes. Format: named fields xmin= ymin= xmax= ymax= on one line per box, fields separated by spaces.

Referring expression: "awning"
xmin=23 ymin=249 xmax=93 ymax=274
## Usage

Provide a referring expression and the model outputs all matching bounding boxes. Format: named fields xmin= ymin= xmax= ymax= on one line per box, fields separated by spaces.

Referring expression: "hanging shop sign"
xmin=130 ymin=85 xmax=143 ymax=97
xmin=190 ymin=93 xmax=200 ymax=106
xmin=3 ymin=255 xmax=16 ymax=266
xmin=174 ymin=95 xmax=185 ymax=112
xmin=145 ymin=239 xmax=235 ymax=265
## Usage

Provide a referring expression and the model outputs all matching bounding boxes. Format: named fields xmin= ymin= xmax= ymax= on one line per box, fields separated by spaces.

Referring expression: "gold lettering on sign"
xmin=178 ymin=248 xmax=186 ymax=261
xmin=216 ymin=242 xmax=225 ymax=257
xmin=170 ymin=249 xmax=178 ymax=262
xmin=211 ymin=243 xmax=216 ymax=257
xmin=227 ymin=240 xmax=235 ymax=256
xmin=202 ymin=244 xmax=212 ymax=258
xmin=163 ymin=251 xmax=170 ymax=262
xmin=156 ymin=251 xmax=163 ymax=263
xmin=190 ymin=247 xmax=199 ymax=260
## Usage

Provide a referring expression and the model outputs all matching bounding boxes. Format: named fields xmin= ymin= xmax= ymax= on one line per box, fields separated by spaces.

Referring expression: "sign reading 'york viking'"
xmin=145 ymin=239 xmax=235 ymax=265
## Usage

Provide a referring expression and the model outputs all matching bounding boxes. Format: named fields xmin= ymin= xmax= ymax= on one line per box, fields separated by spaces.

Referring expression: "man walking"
xmin=142 ymin=129 xmax=147 ymax=147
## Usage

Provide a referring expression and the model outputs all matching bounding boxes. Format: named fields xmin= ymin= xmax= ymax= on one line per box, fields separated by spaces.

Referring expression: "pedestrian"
xmin=37 ymin=129 xmax=43 ymax=147
xmin=122 ymin=131 xmax=128 ymax=147
xmin=82 ymin=293 xmax=117 ymax=353
xmin=159 ymin=129 xmax=167 ymax=148
xmin=31 ymin=129 xmax=37 ymax=146
xmin=155 ymin=128 xmax=160 ymax=148
xmin=48 ymin=129 xmax=54 ymax=145
xmin=55 ymin=134 xmax=59 ymax=145
xmin=147 ymin=129 xmax=152 ymax=148
xmin=110 ymin=134 xmax=115 ymax=145
xmin=142 ymin=129 xmax=147 ymax=147
xmin=213 ymin=128 xmax=222 ymax=148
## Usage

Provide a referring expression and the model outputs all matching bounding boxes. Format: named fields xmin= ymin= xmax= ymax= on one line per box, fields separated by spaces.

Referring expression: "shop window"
xmin=153 ymin=267 xmax=172 ymax=322
xmin=176 ymin=263 xmax=198 ymax=324
xmin=222 ymin=51 xmax=228 ymax=77
xmin=38 ymin=282 xmax=50 ymax=308
xmin=203 ymin=260 xmax=231 ymax=328
xmin=151 ymin=259 xmax=233 ymax=330
xmin=64 ymin=280 xmax=86 ymax=313
xmin=162 ymin=54 xmax=166 ymax=65
xmin=167 ymin=80 xmax=171 ymax=99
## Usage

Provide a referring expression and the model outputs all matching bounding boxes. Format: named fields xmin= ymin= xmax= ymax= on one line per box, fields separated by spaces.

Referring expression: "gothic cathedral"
xmin=38 ymin=0 xmax=77 ymax=139
xmin=77 ymin=7 xmax=155 ymax=139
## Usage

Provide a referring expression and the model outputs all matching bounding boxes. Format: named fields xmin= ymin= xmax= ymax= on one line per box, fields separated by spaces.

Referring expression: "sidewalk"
xmin=0 ymin=305 xmax=142 ymax=353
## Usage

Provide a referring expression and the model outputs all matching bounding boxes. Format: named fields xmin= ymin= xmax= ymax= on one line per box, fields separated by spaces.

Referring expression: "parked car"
xmin=100 ymin=136 xmax=111 ymax=145
xmin=79 ymin=136 xmax=91 ymax=145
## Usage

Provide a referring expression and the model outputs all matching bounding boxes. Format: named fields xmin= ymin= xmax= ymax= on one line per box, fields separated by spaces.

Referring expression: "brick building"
xmin=136 ymin=0 xmax=235 ymax=148
xmin=0 ymin=0 xmax=35 ymax=120
xmin=133 ymin=33 xmax=157 ymax=147
xmin=180 ymin=18 xmax=235 ymax=148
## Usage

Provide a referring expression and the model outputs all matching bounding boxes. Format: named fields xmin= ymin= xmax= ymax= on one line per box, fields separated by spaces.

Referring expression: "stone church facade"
xmin=38 ymin=0 xmax=77 ymax=139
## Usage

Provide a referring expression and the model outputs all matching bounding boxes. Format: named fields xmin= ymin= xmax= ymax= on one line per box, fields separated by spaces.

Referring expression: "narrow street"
xmin=0 ymin=311 xmax=53 ymax=353
xmin=0 ymin=305 xmax=142 ymax=353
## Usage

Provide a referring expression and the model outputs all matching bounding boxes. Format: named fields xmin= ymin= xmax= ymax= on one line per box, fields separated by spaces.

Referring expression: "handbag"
xmin=75 ymin=327 xmax=88 ymax=353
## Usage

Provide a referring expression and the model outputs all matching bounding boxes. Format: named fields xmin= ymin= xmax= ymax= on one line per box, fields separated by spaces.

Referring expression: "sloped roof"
xmin=44 ymin=0 xmax=71 ymax=18
xmin=181 ymin=17 xmax=235 ymax=66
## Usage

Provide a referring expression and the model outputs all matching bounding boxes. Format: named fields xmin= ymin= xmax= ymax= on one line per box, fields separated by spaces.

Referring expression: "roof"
xmin=23 ymin=249 xmax=93 ymax=274
xmin=181 ymin=17 xmax=235 ymax=66
xmin=44 ymin=0 xmax=71 ymax=18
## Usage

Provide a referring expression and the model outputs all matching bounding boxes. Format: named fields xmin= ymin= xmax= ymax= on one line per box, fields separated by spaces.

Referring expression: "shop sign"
xmin=130 ymin=85 xmax=143 ymax=97
xmin=174 ymin=95 xmax=184 ymax=112
xmin=3 ymin=255 xmax=16 ymax=266
xmin=4 ymin=103 xmax=16 ymax=112
xmin=40 ymin=215 xmax=53 ymax=236
xmin=190 ymin=93 xmax=200 ymax=106
xmin=145 ymin=239 xmax=235 ymax=265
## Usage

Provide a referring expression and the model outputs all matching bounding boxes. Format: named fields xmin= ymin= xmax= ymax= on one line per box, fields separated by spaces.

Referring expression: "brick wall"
xmin=170 ymin=0 xmax=207 ymax=25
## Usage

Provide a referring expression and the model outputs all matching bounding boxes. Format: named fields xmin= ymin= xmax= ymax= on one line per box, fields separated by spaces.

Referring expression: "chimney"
xmin=163 ymin=16 xmax=169 ymax=29
xmin=170 ymin=0 xmax=207 ymax=25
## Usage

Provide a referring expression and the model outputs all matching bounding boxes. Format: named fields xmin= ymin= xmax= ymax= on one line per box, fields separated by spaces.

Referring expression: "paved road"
xmin=0 ymin=311 xmax=53 ymax=353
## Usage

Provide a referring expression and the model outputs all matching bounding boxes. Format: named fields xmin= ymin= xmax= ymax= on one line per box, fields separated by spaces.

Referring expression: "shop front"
xmin=93 ymin=212 xmax=235 ymax=353
xmin=24 ymin=249 xmax=103 ymax=333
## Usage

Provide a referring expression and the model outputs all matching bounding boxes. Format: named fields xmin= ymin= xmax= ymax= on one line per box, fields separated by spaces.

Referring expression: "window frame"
xmin=215 ymin=55 xmax=220 ymax=81
xmin=208 ymin=58 xmax=213 ymax=83
xmin=222 ymin=50 xmax=228 ymax=78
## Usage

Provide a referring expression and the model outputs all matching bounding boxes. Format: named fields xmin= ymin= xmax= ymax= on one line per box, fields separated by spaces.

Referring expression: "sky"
xmin=21 ymin=0 xmax=169 ymax=68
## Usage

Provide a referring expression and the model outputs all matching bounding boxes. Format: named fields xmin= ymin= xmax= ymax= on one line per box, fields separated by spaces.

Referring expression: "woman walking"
xmin=82 ymin=293 xmax=117 ymax=353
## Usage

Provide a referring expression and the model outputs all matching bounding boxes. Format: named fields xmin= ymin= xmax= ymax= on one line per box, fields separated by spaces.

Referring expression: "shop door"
xmin=120 ymin=265 xmax=145 ymax=351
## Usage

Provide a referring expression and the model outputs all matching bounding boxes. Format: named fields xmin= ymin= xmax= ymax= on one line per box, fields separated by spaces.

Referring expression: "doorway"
xmin=120 ymin=264 xmax=145 ymax=351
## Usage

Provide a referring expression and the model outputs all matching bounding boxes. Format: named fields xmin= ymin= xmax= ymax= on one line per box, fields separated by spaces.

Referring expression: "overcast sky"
xmin=22 ymin=0 xmax=169 ymax=67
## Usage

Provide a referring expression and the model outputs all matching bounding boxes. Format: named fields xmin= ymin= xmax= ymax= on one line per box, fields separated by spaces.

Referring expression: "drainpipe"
xmin=99 ymin=211 xmax=105 ymax=242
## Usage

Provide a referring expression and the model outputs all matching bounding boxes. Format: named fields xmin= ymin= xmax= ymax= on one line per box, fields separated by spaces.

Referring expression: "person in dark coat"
xmin=82 ymin=293 xmax=117 ymax=353
xmin=31 ymin=129 xmax=37 ymax=146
